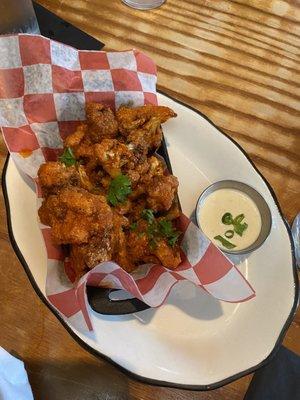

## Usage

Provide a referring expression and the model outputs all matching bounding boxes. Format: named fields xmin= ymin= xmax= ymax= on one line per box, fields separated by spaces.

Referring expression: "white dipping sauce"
xmin=198 ymin=188 xmax=262 ymax=251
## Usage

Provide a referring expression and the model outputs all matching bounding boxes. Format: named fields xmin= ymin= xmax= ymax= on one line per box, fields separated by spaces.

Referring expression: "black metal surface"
xmin=33 ymin=1 xmax=104 ymax=50
xmin=157 ymin=135 xmax=173 ymax=173
xmin=87 ymin=287 xmax=150 ymax=315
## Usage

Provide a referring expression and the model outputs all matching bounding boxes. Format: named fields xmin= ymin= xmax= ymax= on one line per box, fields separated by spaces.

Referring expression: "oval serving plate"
xmin=2 ymin=92 xmax=298 ymax=390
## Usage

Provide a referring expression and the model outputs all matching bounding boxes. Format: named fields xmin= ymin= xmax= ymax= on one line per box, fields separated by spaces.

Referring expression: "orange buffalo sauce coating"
xmin=19 ymin=148 xmax=33 ymax=158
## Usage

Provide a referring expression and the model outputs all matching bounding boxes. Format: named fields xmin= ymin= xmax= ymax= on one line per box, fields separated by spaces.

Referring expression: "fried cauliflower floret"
xmin=38 ymin=160 xmax=93 ymax=195
xmin=38 ymin=187 xmax=113 ymax=244
xmin=64 ymin=123 xmax=87 ymax=148
xmin=126 ymin=221 xmax=181 ymax=269
xmin=127 ymin=229 xmax=159 ymax=267
xmin=64 ymin=123 xmax=94 ymax=162
xmin=162 ymin=199 xmax=181 ymax=221
xmin=128 ymin=156 xmax=176 ymax=211
xmin=146 ymin=175 xmax=179 ymax=212
xmin=38 ymin=102 xmax=182 ymax=280
xmin=114 ymin=199 xmax=132 ymax=215
xmin=126 ymin=118 xmax=163 ymax=155
xmin=126 ymin=156 xmax=165 ymax=199
xmin=153 ymin=240 xmax=181 ymax=270
xmin=86 ymin=103 xmax=118 ymax=143
xmin=110 ymin=214 xmax=135 ymax=272
xmin=125 ymin=157 xmax=151 ymax=187
xmin=144 ymin=156 xmax=165 ymax=179
xmin=125 ymin=198 xmax=146 ymax=222
xmin=73 ymin=138 xmax=94 ymax=160
xmin=38 ymin=162 xmax=80 ymax=195
xmin=126 ymin=170 xmax=140 ymax=186
xmin=116 ymin=104 xmax=176 ymax=135
xmin=70 ymin=234 xmax=113 ymax=279
xmin=94 ymin=139 xmax=134 ymax=178
xmin=77 ymin=164 xmax=94 ymax=191
xmin=127 ymin=231 xmax=150 ymax=262
xmin=69 ymin=213 xmax=130 ymax=278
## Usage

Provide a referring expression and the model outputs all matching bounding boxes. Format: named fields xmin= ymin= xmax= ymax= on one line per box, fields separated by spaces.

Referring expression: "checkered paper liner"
xmin=0 ymin=34 xmax=255 ymax=332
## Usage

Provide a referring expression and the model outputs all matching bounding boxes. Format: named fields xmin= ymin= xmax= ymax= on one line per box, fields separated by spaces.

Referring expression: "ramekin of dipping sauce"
xmin=196 ymin=180 xmax=272 ymax=254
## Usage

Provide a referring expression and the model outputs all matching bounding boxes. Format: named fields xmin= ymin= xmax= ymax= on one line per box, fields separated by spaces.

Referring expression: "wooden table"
xmin=1 ymin=1 xmax=299 ymax=399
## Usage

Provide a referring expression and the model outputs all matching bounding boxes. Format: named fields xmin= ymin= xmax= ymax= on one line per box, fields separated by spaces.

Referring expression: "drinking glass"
xmin=122 ymin=0 xmax=166 ymax=10
xmin=0 ymin=0 xmax=39 ymax=34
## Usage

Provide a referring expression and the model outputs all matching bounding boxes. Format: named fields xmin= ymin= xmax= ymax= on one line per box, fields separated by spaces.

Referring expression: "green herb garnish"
xmin=224 ymin=230 xmax=234 ymax=239
xmin=141 ymin=209 xmax=181 ymax=248
xmin=107 ymin=174 xmax=132 ymax=206
xmin=233 ymin=214 xmax=245 ymax=224
xmin=214 ymin=235 xmax=236 ymax=249
xmin=232 ymin=214 xmax=248 ymax=236
xmin=59 ymin=147 xmax=76 ymax=167
xmin=221 ymin=212 xmax=248 ymax=238
xmin=234 ymin=222 xmax=248 ymax=236
xmin=222 ymin=212 xmax=233 ymax=225
xmin=158 ymin=219 xmax=173 ymax=236
xmin=141 ymin=209 xmax=155 ymax=223
xmin=168 ymin=232 xmax=181 ymax=247
xmin=215 ymin=212 xmax=249 ymax=249
xmin=130 ymin=222 xmax=137 ymax=231
xmin=146 ymin=216 xmax=160 ymax=249
xmin=149 ymin=237 xmax=157 ymax=250
xmin=158 ymin=219 xmax=181 ymax=247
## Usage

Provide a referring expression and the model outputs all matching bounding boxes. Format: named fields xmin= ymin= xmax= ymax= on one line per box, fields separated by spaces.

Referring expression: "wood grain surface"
xmin=1 ymin=0 xmax=299 ymax=399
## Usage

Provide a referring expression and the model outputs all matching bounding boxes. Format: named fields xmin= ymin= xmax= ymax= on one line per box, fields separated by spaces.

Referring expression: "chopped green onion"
xmin=233 ymin=214 xmax=245 ymax=224
xmin=234 ymin=222 xmax=248 ymax=237
xmin=224 ymin=230 xmax=234 ymax=239
xmin=222 ymin=212 xmax=233 ymax=225
xmin=221 ymin=212 xmax=248 ymax=237
xmin=214 ymin=235 xmax=236 ymax=249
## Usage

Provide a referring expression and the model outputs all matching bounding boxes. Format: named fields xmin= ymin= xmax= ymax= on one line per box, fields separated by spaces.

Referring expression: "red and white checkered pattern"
xmin=0 ymin=34 xmax=157 ymax=178
xmin=0 ymin=35 xmax=255 ymax=332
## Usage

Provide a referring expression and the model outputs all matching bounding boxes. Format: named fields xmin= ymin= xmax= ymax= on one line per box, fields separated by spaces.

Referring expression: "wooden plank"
xmin=0 ymin=1 xmax=299 ymax=398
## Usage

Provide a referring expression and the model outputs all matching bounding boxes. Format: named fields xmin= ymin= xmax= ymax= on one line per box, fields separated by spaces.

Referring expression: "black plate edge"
xmin=1 ymin=91 xmax=298 ymax=391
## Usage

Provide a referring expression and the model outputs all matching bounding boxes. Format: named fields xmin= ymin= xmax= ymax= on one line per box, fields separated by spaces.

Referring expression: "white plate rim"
xmin=1 ymin=91 xmax=298 ymax=391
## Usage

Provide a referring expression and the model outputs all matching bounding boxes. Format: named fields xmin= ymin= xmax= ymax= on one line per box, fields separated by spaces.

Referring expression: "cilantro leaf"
xmin=158 ymin=219 xmax=173 ymax=236
xmin=59 ymin=147 xmax=76 ymax=167
xmin=130 ymin=222 xmax=137 ymax=231
xmin=141 ymin=209 xmax=155 ymax=223
xmin=168 ymin=232 xmax=181 ymax=247
xmin=140 ymin=210 xmax=182 ymax=248
xmin=146 ymin=218 xmax=159 ymax=247
xmin=158 ymin=219 xmax=181 ymax=247
xmin=107 ymin=174 xmax=132 ymax=206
